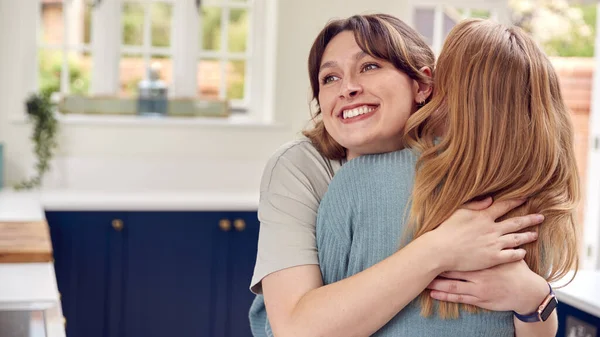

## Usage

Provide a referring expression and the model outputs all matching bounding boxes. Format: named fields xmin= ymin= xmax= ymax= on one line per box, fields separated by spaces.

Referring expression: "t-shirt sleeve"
xmin=250 ymin=141 xmax=336 ymax=294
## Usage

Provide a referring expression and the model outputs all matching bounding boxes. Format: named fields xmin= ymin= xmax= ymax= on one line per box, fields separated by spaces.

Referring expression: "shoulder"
xmin=320 ymin=148 xmax=418 ymax=213
xmin=260 ymin=138 xmax=342 ymax=194
xmin=330 ymin=148 xmax=419 ymax=187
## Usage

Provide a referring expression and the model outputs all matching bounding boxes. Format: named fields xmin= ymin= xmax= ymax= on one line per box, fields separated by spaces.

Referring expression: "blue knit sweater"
xmin=316 ymin=149 xmax=514 ymax=336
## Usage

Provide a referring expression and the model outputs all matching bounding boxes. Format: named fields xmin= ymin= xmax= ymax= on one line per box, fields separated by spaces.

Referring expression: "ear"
xmin=414 ymin=66 xmax=433 ymax=104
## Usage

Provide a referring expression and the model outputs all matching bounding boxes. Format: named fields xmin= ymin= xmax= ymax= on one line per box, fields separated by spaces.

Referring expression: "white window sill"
xmin=10 ymin=113 xmax=289 ymax=130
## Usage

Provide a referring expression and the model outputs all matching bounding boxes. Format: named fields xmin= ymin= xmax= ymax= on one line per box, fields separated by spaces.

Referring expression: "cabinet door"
xmin=225 ymin=211 xmax=260 ymax=337
xmin=556 ymin=302 xmax=600 ymax=337
xmin=119 ymin=211 xmax=226 ymax=337
xmin=46 ymin=211 xmax=123 ymax=337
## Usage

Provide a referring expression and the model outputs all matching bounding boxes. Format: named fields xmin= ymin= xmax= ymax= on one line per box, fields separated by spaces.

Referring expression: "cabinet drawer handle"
xmin=219 ymin=219 xmax=232 ymax=232
xmin=234 ymin=219 xmax=246 ymax=232
xmin=112 ymin=219 xmax=124 ymax=232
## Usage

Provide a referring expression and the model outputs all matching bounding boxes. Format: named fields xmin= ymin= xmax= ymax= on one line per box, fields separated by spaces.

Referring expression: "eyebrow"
xmin=319 ymin=51 xmax=369 ymax=73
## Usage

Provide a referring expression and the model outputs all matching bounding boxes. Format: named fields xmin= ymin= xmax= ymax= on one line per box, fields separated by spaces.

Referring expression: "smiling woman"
xmin=303 ymin=18 xmax=434 ymax=160
xmin=313 ymin=31 xmax=430 ymax=160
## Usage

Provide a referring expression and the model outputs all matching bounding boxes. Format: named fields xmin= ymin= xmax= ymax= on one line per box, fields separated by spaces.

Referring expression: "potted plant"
xmin=14 ymin=93 xmax=59 ymax=190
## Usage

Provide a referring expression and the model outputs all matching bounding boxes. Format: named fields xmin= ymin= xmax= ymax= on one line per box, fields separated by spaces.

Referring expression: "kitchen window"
xmin=37 ymin=0 xmax=276 ymax=121
xmin=409 ymin=0 xmax=511 ymax=55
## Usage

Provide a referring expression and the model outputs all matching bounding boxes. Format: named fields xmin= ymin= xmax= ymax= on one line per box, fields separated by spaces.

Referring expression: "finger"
xmin=484 ymin=198 xmax=527 ymax=220
xmin=500 ymin=231 xmax=538 ymax=249
xmin=499 ymin=214 xmax=544 ymax=235
xmin=430 ymin=291 xmax=480 ymax=305
xmin=427 ymin=279 xmax=474 ymax=295
xmin=439 ymin=271 xmax=471 ymax=280
xmin=461 ymin=196 xmax=493 ymax=211
xmin=496 ymin=248 xmax=527 ymax=264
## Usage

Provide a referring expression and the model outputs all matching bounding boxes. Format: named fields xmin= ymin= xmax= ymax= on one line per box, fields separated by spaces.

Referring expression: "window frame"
xmin=408 ymin=0 xmax=511 ymax=55
xmin=37 ymin=0 xmax=276 ymax=122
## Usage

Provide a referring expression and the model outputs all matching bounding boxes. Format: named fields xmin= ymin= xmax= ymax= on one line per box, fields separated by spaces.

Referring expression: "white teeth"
xmin=342 ymin=105 xmax=375 ymax=119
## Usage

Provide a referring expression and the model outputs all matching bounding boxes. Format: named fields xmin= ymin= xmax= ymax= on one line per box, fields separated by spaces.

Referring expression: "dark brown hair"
xmin=303 ymin=13 xmax=435 ymax=160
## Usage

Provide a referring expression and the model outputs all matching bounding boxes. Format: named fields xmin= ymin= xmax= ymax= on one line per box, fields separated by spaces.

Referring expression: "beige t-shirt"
xmin=250 ymin=138 xmax=343 ymax=294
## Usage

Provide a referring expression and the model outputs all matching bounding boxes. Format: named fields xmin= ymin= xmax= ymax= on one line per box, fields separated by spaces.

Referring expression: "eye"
xmin=361 ymin=63 xmax=380 ymax=72
xmin=321 ymin=74 xmax=340 ymax=85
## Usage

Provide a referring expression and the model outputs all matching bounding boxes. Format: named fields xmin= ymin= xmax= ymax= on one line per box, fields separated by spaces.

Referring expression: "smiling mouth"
xmin=340 ymin=104 xmax=379 ymax=120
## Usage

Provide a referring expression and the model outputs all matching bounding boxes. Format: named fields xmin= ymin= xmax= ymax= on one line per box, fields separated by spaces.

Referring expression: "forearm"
xmin=513 ymin=275 xmax=558 ymax=337
xmin=514 ymin=312 xmax=558 ymax=337
xmin=281 ymin=232 xmax=445 ymax=337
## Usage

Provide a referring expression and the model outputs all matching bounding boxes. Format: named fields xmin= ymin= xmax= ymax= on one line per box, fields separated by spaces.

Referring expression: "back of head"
xmin=303 ymin=13 xmax=434 ymax=159
xmin=404 ymin=19 xmax=580 ymax=318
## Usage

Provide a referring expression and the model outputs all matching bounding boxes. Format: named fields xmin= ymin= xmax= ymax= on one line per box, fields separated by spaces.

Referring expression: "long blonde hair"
xmin=404 ymin=19 xmax=580 ymax=319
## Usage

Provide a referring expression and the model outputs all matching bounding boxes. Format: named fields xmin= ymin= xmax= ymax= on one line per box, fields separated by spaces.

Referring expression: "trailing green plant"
xmin=15 ymin=93 xmax=59 ymax=190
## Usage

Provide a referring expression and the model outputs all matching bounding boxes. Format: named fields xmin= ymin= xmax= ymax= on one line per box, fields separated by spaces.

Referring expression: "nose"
xmin=339 ymin=76 xmax=363 ymax=99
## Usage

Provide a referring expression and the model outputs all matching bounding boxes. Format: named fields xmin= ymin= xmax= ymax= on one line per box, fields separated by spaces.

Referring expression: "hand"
xmin=426 ymin=260 xmax=550 ymax=314
xmin=428 ymin=197 xmax=543 ymax=272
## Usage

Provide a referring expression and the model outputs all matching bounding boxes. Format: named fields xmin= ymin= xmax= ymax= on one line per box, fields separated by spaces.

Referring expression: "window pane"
xmin=227 ymin=60 xmax=245 ymax=100
xmin=120 ymin=53 xmax=145 ymax=96
xmin=68 ymin=51 xmax=92 ymax=95
xmin=465 ymin=8 xmax=491 ymax=19
xmin=122 ymin=2 xmax=145 ymax=46
xmin=413 ymin=7 xmax=458 ymax=47
xmin=38 ymin=50 xmax=63 ymax=97
xmin=120 ymin=55 xmax=171 ymax=97
xmin=228 ymin=9 xmax=248 ymax=52
xmin=83 ymin=3 xmax=92 ymax=44
xmin=198 ymin=58 xmax=221 ymax=98
xmin=151 ymin=2 xmax=172 ymax=48
xmin=40 ymin=1 xmax=64 ymax=45
xmin=200 ymin=7 xmax=222 ymax=51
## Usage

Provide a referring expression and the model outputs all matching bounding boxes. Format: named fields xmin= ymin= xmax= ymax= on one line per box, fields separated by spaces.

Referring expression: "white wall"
xmin=0 ymin=0 xmax=411 ymax=193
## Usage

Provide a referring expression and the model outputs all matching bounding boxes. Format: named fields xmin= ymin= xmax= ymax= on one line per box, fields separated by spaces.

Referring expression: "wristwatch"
xmin=513 ymin=283 xmax=558 ymax=322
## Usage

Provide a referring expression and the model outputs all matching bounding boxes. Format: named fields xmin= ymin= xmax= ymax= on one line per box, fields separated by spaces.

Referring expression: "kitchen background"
xmin=0 ymin=0 xmax=599 ymax=336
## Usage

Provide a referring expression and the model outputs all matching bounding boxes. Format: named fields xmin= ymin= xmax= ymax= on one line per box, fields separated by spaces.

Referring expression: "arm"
xmin=426 ymin=261 xmax=558 ymax=337
xmin=264 ymin=231 xmax=447 ymax=337
xmin=513 ymin=275 xmax=558 ymax=337
xmin=514 ymin=311 xmax=558 ymax=337
xmin=264 ymin=198 xmax=543 ymax=337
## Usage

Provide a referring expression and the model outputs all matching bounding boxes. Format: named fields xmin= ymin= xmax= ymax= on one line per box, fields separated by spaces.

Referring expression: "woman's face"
xmin=317 ymin=31 xmax=428 ymax=159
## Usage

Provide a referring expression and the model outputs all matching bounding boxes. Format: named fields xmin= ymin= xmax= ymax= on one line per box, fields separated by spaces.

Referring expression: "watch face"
xmin=540 ymin=297 xmax=558 ymax=321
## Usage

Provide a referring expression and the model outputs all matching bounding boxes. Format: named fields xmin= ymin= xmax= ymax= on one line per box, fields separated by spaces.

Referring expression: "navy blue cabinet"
xmin=45 ymin=210 xmax=259 ymax=337
xmin=556 ymin=301 xmax=599 ymax=337
xmin=46 ymin=211 xmax=124 ymax=337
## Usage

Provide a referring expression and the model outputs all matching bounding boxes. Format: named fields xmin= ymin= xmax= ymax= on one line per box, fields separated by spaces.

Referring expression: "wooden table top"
xmin=0 ymin=221 xmax=53 ymax=263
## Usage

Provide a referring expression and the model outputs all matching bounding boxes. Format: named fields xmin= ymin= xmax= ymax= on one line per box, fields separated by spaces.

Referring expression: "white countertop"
xmin=0 ymin=189 xmax=259 ymax=212
xmin=0 ymin=264 xmax=59 ymax=311
xmin=553 ymin=269 xmax=600 ymax=318
xmin=0 ymin=191 xmax=64 ymax=337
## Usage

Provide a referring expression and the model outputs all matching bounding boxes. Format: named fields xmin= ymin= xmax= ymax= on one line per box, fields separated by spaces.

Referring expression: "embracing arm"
xmin=514 ymin=312 xmax=558 ymax=337
xmin=263 ymin=198 xmax=543 ymax=337
xmin=427 ymin=261 xmax=557 ymax=337
xmin=264 ymin=231 xmax=446 ymax=337
xmin=513 ymin=275 xmax=558 ymax=337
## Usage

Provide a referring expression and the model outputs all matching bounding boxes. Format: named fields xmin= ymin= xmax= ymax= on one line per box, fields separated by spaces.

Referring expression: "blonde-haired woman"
xmin=315 ymin=18 xmax=578 ymax=336
xmin=406 ymin=17 xmax=579 ymax=319
xmin=249 ymin=14 xmax=557 ymax=337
